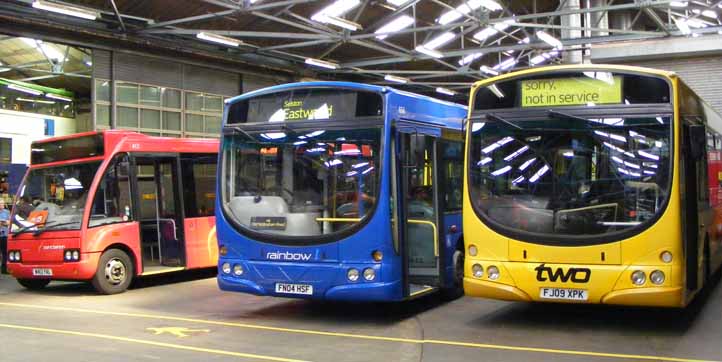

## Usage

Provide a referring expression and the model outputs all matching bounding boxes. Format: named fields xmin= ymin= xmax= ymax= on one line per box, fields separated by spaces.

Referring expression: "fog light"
xmin=631 ymin=270 xmax=646 ymax=285
xmin=219 ymin=245 xmax=228 ymax=256
xmin=472 ymin=263 xmax=483 ymax=278
xmin=660 ymin=251 xmax=673 ymax=263
xmin=650 ymin=270 xmax=665 ymax=285
xmin=347 ymin=268 xmax=359 ymax=282
xmin=468 ymin=245 xmax=478 ymax=257
xmin=372 ymin=250 xmax=383 ymax=262
xmin=233 ymin=264 xmax=244 ymax=276
xmin=8 ymin=252 xmax=15 ymax=261
xmin=487 ymin=265 xmax=500 ymax=280
xmin=72 ymin=250 xmax=80 ymax=261
xmin=65 ymin=250 xmax=72 ymax=261
xmin=222 ymin=262 xmax=231 ymax=274
xmin=363 ymin=268 xmax=375 ymax=281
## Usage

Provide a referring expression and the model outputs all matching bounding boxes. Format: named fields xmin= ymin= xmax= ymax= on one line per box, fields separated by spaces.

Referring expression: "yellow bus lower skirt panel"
xmin=463 ymin=278 xmax=532 ymax=302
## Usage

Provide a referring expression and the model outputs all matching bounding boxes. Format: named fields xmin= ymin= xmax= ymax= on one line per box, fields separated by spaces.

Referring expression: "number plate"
xmin=32 ymin=268 xmax=53 ymax=277
xmin=275 ymin=283 xmax=313 ymax=295
xmin=539 ymin=287 xmax=587 ymax=301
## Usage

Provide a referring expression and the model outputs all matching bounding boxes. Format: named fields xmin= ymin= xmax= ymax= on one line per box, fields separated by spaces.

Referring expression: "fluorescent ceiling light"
xmin=474 ymin=27 xmax=498 ymax=41
xmin=196 ymin=32 xmax=242 ymax=47
xmin=488 ymin=84 xmax=504 ymax=98
xmin=38 ymin=43 xmax=66 ymax=62
xmin=493 ymin=57 xmax=517 ymax=71
xmin=32 ymin=0 xmax=98 ymax=20
xmin=415 ymin=46 xmax=443 ymax=58
xmin=438 ymin=0 xmax=502 ymax=25
xmin=17 ymin=97 xmax=54 ymax=104
xmin=436 ymin=87 xmax=456 ymax=96
xmin=685 ymin=18 xmax=708 ymax=28
xmin=305 ymin=58 xmax=339 ymax=69
xmin=673 ymin=18 xmax=692 ymax=34
xmin=518 ymin=37 xmax=530 ymax=44
xmin=8 ymin=84 xmax=43 ymax=96
xmin=423 ymin=32 xmax=456 ymax=49
xmin=375 ymin=15 xmax=414 ymax=39
xmin=384 ymin=74 xmax=409 ymax=84
xmin=480 ymin=65 xmax=499 ymax=75
xmin=318 ymin=14 xmax=362 ymax=31
xmin=700 ymin=10 xmax=718 ymax=18
xmin=459 ymin=52 xmax=483 ymax=66
xmin=312 ymin=0 xmax=360 ymax=23
xmin=536 ymin=30 xmax=563 ymax=49
xmin=530 ymin=50 xmax=559 ymax=65
xmin=386 ymin=0 xmax=411 ymax=6
xmin=46 ymin=93 xmax=73 ymax=102
xmin=669 ymin=1 xmax=688 ymax=7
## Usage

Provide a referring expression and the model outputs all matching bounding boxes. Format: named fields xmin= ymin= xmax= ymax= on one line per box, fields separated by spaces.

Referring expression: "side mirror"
xmin=688 ymin=125 xmax=706 ymax=160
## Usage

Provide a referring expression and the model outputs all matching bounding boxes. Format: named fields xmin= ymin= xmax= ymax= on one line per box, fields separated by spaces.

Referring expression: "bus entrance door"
xmin=133 ymin=156 xmax=185 ymax=274
xmin=396 ymin=131 xmax=441 ymax=298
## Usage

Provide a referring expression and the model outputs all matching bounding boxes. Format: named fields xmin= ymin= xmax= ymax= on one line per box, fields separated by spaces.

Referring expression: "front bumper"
xmin=7 ymin=252 xmax=100 ymax=280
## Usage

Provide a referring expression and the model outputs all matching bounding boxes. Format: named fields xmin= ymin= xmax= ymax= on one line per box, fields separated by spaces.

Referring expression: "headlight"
xmin=363 ymin=268 xmax=375 ymax=281
xmin=221 ymin=262 xmax=231 ymax=274
xmin=468 ymin=245 xmax=478 ymax=257
xmin=347 ymin=268 xmax=359 ymax=282
xmin=72 ymin=250 xmax=80 ymax=261
xmin=650 ymin=270 xmax=665 ymax=285
xmin=472 ymin=263 xmax=483 ymax=278
xmin=233 ymin=264 xmax=244 ymax=276
xmin=660 ymin=251 xmax=673 ymax=263
xmin=631 ymin=270 xmax=646 ymax=285
xmin=487 ymin=265 xmax=500 ymax=280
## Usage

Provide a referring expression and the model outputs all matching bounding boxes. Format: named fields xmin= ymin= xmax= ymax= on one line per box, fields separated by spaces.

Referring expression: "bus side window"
xmin=89 ymin=154 xmax=132 ymax=227
xmin=181 ymin=154 xmax=218 ymax=217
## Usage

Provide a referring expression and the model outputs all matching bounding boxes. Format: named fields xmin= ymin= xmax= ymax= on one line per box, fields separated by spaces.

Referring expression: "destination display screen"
xmin=520 ymin=76 xmax=622 ymax=107
xmin=31 ymin=134 xmax=104 ymax=165
xmin=227 ymin=89 xmax=383 ymax=124
xmin=474 ymin=71 xmax=670 ymax=110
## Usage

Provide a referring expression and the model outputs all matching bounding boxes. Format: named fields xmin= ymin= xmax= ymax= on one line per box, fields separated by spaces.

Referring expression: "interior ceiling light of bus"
xmin=536 ymin=31 xmax=564 ymax=50
xmin=375 ymin=15 xmax=414 ymax=40
xmin=437 ymin=0 xmax=502 ymax=25
xmin=261 ymin=132 xmax=287 ymax=140
xmin=488 ymin=84 xmax=505 ymax=98
xmin=528 ymin=165 xmax=550 ymax=183
xmin=503 ymin=146 xmax=529 ymax=161
xmin=518 ymin=157 xmax=536 ymax=171
xmin=490 ymin=165 xmax=512 ymax=176
xmin=482 ymin=136 xmax=514 ymax=154
xmin=477 ymin=157 xmax=492 ymax=166
xmin=471 ymin=122 xmax=486 ymax=132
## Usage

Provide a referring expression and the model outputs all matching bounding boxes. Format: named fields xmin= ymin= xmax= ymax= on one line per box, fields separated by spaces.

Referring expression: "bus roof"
xmin=470 ymin=64 xmax=677 ymax=91
xmin=31 ymin=130 xmax=219 ymax=166
xmin=225 ymin=81 xmax=467 ymax=131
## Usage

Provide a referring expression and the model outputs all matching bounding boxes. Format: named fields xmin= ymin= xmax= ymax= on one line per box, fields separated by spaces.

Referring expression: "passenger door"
xmin=132 ymin=155 xmax=185 ymax=272
xmin=393 ymin=129 xmax=441 ymax=297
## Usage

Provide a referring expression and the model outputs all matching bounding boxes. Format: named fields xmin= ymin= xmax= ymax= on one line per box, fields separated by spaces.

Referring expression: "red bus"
xmin=6 ymin=130 xmax=219 ymax=294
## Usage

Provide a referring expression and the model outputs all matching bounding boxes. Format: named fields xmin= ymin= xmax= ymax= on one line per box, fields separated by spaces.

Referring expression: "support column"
xmin=561 ymin=0 xmax=583 ymax=64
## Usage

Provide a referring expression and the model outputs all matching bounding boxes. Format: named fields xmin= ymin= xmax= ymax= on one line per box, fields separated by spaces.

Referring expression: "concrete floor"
xmin=0 ymin=271 xmax=720 ymax=362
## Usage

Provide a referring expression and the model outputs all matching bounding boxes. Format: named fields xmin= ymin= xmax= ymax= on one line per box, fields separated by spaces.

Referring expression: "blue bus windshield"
xmin=221 ymin=127 xmax=381 ymax=242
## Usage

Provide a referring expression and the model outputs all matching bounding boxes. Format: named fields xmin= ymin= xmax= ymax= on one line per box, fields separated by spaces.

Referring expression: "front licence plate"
xmin=32 ymin=268 xmax=53 ymax=277
xmin=540 ymin=287 xmax=587 ymax=301
xmin=275 ymin=283 xmax=313 ymax=295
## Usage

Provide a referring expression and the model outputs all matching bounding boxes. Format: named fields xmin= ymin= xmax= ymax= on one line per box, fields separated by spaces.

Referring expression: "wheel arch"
xmin=103 ymin=243 xmax=141 ymax=276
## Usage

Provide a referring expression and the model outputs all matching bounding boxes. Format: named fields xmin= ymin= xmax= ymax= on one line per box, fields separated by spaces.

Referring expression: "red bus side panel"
xmin=183 ymin=216 xmax=217 ymax=269
xmin=84 ymin=222 xmax=142 ymax=275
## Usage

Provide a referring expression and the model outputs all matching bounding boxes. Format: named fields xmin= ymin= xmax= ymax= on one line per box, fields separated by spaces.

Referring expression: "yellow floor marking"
xmin=140 ymin=267 xmax=185 ymax=276
xmin=0 ymin=323 xmax=309 ymax=362
xmin=0 ymin=302 xmax=718 ymax=362
xmin=147 ymin=327 xmax=210 ymax=338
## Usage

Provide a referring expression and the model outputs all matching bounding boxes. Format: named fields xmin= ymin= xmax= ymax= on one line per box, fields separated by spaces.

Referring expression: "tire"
xmin=441 ymin=248 xmax=465 ymax=300
xmin=17 ymin=278 xmax=50 ymax=290
xmin=92 ymin=249 xmax=134 ymax=295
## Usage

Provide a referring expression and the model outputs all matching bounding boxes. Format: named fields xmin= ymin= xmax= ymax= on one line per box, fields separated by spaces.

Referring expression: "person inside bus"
xmin=15 ymin=196 xmax=34 ymax=219
xmin=409 ymin=186 xmax=433 ymax=219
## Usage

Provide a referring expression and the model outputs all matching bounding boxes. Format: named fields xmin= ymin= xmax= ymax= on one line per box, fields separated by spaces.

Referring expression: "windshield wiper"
xmin=548 ymin=110 xmax=595 ymax=128
xmin=12 ymin=220 xmax=57 ymax=236
xmin=486 ymin=114 xmax=522 ymax=129
xmin=33 ymin=221 xmax=80 ymax=236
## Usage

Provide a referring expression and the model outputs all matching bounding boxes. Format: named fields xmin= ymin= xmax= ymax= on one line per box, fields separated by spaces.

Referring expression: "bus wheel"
xmin=17 ymin=278 xmax=50 ymax=290
xmin=92 ymin=249 xmax=134 ymax=295
xmin=442 ymin=248 xmax=465 ymax=300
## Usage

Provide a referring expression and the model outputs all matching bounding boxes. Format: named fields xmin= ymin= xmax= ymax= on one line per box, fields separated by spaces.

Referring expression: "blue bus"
xmin=216 ymin=82 xmax=467 ymax=301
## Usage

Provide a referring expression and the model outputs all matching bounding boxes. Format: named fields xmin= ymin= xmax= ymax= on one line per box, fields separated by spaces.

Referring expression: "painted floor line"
xmin=0 ymin=302 xmax=718 ymax=362
xmin=0 ymin=322 xmax=310 ymax=362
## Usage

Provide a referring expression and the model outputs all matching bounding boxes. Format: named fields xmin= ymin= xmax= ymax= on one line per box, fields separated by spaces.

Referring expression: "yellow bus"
xmin=463 ymin=64 xmax=722 ymax=307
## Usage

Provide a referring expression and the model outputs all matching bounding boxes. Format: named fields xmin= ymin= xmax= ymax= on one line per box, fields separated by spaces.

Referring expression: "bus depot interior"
xmin=1 ymin=1 xmax=722 ymax=362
